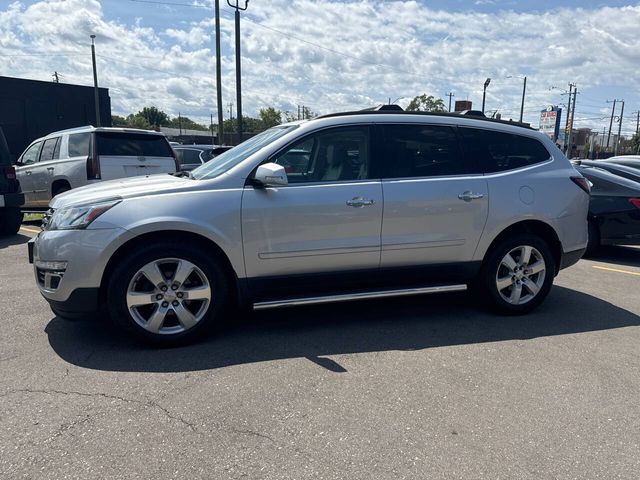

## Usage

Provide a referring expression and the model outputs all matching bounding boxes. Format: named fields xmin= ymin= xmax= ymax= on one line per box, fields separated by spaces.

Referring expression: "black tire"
xmin=107 ymin=241 xmax=230 ymax=346
xmin=0 ymin=207 xmax=23 ymax=235
xmin=477 ymin=233 xmax=555 ymax=315
xmin=586 ymin=220 xmax=600 ymax=256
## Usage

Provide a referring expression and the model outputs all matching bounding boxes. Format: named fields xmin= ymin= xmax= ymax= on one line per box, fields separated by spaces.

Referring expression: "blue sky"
xmin=1 ymin=0 xmax=639 ymax=137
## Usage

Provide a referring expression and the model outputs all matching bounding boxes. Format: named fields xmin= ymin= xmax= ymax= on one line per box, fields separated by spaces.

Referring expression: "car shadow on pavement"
xmin=45 ymin=285 xmax=640 ymax=374
xmin=585 ymin=246 xmax=640 ymax=268
xmin=0 ymin=233 xmax=31 ymax=249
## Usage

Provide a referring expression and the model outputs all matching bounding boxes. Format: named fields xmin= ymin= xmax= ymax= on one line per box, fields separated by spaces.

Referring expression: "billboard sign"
xmin=539 ymin=106 xmax=562 ymax=141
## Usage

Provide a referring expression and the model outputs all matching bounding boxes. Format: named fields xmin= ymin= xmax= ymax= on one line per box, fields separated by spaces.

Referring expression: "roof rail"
xmin=316 ymin=107 xmax=533 ymax=129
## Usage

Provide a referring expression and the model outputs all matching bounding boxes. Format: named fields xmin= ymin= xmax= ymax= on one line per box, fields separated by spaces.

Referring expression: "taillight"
xmin=629 ymin=198 xmax=640 ymax=209
xmin=570 ymin=176 xmax=591 ymax=194
xmin=86 ymin=136 xmax=101 ymax=180
xmin=3 ymin=166 xmax=16 ymax=180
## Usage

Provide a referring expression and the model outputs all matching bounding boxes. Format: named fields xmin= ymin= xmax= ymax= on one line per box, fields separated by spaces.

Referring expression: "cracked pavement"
xmin=1 ymin=233 xmax=640 ymax=479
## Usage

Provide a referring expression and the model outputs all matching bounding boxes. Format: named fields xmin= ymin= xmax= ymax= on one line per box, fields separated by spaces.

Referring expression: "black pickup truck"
xmin=0 ymin=127 xmax=24 ymax=235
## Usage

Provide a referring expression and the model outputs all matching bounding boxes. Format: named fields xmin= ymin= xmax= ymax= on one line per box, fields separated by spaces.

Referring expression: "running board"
xmin=253 ymin=284 xmax=467 ymax=311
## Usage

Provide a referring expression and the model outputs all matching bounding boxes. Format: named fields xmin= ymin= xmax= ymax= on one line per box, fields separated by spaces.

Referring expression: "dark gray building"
xmin=0 ymin=76 xmax=111 ymax=160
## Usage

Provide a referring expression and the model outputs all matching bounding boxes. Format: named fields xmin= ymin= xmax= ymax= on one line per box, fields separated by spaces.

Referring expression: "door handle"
xmin=47 ymin=167 xmax=54 ymax=171
xmin=346 ymin=196 xmax=375 ymax=208
xmin=25 ymin=171 xmax=32 ymax=175
xmin=458 ymin=191 xmax=484 ymax=202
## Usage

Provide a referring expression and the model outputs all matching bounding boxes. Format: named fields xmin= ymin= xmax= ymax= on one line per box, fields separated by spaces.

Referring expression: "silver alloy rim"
xmin=495 ymin=245 xmax=546 ymax=305
xmin=126 ymin=258 xmax=211 ymax=335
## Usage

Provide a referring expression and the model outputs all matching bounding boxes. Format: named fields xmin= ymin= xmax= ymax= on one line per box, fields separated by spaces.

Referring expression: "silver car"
xmin=29 ymin=109 xmax=590 ymax=345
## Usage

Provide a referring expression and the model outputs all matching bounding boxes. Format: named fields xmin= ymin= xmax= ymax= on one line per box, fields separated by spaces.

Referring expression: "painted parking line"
xmin=592 ymin=265 xmax=640 ymax=277
xmin=19 ymin=226 xmax=40 ymax=234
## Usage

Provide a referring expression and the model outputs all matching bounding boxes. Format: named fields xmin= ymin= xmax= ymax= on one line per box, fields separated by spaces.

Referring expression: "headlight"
xmin=48 ymin=199 xmax=121 ymax=230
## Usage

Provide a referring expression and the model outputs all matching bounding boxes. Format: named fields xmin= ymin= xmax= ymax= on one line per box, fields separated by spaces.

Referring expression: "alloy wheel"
xmin=495 ymin=245 xmax=546 ymax=305
xmin=126 ymin=258 xmax=211 ymax=335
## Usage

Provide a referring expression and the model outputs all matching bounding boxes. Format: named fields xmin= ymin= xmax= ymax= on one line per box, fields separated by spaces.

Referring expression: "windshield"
xmin=191 ymin=125 xmax=298 ymax=180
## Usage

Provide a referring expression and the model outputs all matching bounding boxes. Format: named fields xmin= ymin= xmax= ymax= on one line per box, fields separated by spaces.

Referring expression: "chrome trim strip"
xmin=253 ymin=284 xmax=467 ymax=310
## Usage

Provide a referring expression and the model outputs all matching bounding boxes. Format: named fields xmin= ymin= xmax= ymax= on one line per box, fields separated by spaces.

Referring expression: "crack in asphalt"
xmin=0 ymin=388 xmax=198 ymax=432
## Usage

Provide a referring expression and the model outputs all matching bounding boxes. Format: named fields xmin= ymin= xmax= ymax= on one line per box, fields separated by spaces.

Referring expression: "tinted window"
xmin=40 ymin=138 xmax=59 ymax=162
xmin=380 ymin=124 xmax=469 ymax=178
xmin=176 ymin=149 xmax=203 ymax=165
xmin=96 ymin=133 xmax=173 ymax=157
xmin=68 ymin=133 xmax=91 ymax=157
xmin=460 ymin=128 xmax=551 ymax=173
xmin=20 ymin=142 xmax=42 ymax=165
xmin=273 ymin=126 xmax=370 ymax=183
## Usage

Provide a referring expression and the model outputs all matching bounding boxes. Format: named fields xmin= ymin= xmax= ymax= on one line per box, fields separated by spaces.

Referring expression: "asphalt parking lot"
xmin=1 ymin=226 xmax=639 ymax=479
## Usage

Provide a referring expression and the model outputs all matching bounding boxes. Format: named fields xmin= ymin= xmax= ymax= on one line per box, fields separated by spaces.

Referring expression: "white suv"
xmin=16 ymin=126 xmax=179 ymax=209
xmin=28 ymin=109 xmax=590 ymax=346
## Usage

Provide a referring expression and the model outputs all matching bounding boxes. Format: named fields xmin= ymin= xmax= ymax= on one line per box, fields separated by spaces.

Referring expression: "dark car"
xmin=0 ymin=127 xmax=24 ymax=235
xmin=602 ymin=155 xmax=640 ymax=171
xmin=575 ymin=164 xmax=640 ymax=252
xmin=172 ymin=144 xmax=233 ymax=171
xmin=576 ymin=159 xmax=640 ymax=184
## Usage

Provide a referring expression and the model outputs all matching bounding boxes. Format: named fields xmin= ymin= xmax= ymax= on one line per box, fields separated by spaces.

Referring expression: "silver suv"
xmin=16 ymin=126 xmax=178 ymax=209
xmin=28 ymin=109 xmax=590 ymax=345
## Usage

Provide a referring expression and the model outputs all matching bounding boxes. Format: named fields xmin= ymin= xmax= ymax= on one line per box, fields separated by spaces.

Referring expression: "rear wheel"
xmin=478 ymin=233 xmax=555 ymax=315
xmin=107 ymin=242 xmax=230 ymax=346
xmin=0 ymin=207 xmax=23 ymax=235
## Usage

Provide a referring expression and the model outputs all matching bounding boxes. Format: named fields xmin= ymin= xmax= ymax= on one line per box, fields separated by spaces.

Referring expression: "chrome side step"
xmin=253 ymin=284 xmax=467 ymax=311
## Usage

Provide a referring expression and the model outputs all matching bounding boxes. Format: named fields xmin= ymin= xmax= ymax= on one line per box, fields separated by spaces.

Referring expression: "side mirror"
xmin=253 ymin=162 xmax=288 ymax=187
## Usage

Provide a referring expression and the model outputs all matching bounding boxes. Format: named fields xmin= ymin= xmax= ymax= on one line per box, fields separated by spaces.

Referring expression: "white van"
xmin=16 ymin=126 xmax=179 ymax=209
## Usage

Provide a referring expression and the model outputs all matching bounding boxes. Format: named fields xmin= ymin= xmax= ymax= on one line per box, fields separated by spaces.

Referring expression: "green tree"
xmin=136 ymin=106 xmax=170 ymax=126
xmin=111 ymin=114 xmax=128 ymax=126
xmin=125 ymin=114 xmax=152 ymax=129
xmin=630 ymin=133 xmax=640 ymax=155
xmin=405 ymin=94 xmax=446 ymax=112
xmin=259 ymin=107 xmax=282 ymax=129
xmin=168 ymin=116 xmax=208 ymax=131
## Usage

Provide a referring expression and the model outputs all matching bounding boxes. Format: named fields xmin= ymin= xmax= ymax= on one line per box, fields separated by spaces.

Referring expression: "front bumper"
xmin=0 ymin=192 xmax=25 ymax=208
xmin=29 ymin=227 xmax=132 ymax=316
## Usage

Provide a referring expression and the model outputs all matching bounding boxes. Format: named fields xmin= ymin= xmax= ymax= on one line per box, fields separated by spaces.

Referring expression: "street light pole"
xmin=482 ymin=78 xmax=491 ymax=115
xmin=519 ymin=76 xmax=527 ymax=123
xmin=90 ymin=35 xmax=101 ymax=127
xmin=615 ymin=100 xmax=625 ymax=156
xmin=227 ymin=0 xmax=249 ymax=145
xmin=214 ymin=0 xmax=223 ymax=145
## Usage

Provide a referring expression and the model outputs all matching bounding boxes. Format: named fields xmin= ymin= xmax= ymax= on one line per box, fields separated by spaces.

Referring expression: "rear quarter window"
xmin=96 ymin=133 xmax=173 ymax=157
xmin=460 ymin=128 xmax=551 ymax=173
xmin=68 ymin=133 xmax=91 ymax=157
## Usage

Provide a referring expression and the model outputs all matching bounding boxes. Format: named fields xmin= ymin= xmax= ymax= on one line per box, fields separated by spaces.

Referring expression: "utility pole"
xmin=214 ymin=0 xmax=224 ymax=145
xmin=482 ymin=78 xmax=491 ymax=115
xmin=178 ymin=112 xmax=183 ymax=136
xmin=52 ymin=71 xmax=59 ymax=83
xmin=446 ymin=92 xmax=455 ymax=112
xmin=519 ymin=76 xmax=527 ymax=123
xmin=606 ymin=99 xmax=617 ymax=150
xmin=566 ymin=86 xmax=577 ymax=158
xmin=615 ymin=100 xmax=625 ymax=156
xmin=227 ymin=0 xmax=249 ymax=145
xmin=210 ymin=113 xmax=215 ymax=145
xmin=90 ymin=35 xmax=101 ymax=127
xmin=563 ymin=83 xmax=574 ymax=151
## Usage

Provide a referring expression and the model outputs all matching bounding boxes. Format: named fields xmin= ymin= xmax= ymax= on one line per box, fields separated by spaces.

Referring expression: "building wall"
xmin=0 ymin=76 xmax=111 ymax=160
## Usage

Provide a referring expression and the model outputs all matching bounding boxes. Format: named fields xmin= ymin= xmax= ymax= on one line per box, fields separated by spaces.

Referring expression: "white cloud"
xmin=1 ymin=0 xmax=639 ymax=134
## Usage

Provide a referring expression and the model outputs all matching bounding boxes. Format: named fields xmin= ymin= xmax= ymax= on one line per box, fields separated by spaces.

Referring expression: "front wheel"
xmin=107 ymin=242 xmax=230 ymax=346
xmin=477 ymin=233 xmax=555 ymax=315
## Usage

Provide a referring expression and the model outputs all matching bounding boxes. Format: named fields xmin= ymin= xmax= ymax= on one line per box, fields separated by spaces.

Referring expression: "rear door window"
xmin=460 ymin=128 xmax=551 ymax=173
xmin=96 ymin=133 xmax=173 ymax=157
xmin=39 ymin=137 xmax=59 ymax=162
xmin=20 ymin=142 xmax=42 ymax=165
xmin=68 ymin=133 xmax=91 ymax=157
xmin=176 ymin=149 xmax=203 ymax=165
xmin=380 ymin=124 xmax=472 ymax=178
